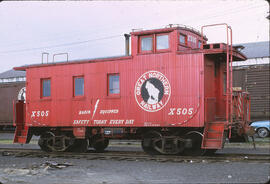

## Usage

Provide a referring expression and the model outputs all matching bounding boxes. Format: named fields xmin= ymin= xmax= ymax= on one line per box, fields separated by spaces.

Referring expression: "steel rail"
xmin=1 ymin=148 xmax=269 ymax=164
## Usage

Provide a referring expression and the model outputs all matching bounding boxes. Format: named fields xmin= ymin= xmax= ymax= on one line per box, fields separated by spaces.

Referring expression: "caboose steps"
xmin=13 ymin=100 xmax=28 ymax=144
xmin=14 ymin=135 xmax=27 ymax=143
xmin=202 ymin=138 xmax=223 ymax=148
xmin=14 ymin=127 xmax=28 ymax=144
xmin=202 ymin=121 xmax=225 ymax=149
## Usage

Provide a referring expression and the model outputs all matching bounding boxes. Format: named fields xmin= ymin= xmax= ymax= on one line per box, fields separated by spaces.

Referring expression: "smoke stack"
xmin=124 ymin=34 xmax=130 ymax=56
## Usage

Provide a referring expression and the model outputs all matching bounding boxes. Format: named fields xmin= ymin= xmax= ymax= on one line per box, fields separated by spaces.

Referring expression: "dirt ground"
xmin=0 ymin=151 xmax=269 ymax=184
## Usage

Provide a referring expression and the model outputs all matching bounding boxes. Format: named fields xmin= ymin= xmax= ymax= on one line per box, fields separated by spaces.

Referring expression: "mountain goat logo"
xmin=135 ymin=71 xmax=171 ymax=112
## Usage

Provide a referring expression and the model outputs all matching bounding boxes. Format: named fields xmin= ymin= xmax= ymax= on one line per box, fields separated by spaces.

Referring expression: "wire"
xmin=0 ymin=2 xmax=259 ymax=49
xmin=0 ymin=35 xmax=122 ymax=54
xmin=0 ymin=3 xmax=266 ymax=54
xmin=183 ymin=4 xmax=267 ymax=24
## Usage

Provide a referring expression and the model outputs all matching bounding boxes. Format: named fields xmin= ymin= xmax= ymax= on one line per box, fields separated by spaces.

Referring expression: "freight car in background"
xmin=0 ymin=69 xmax=26 ymax=131
xmin=233 ymin=41 xmax=270 ymax=121
xmin=234 ymin=64 xmax=269 ymax=120
xmin=13 ymin=23 xmax=255 ymax=155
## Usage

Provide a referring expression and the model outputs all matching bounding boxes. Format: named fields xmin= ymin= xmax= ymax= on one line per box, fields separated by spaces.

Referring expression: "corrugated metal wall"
xmin=233 ymin=64 xmax=269 ymax=120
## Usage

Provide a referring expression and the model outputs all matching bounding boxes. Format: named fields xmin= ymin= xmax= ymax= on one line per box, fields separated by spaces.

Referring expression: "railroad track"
xmin=0 ymin=148 xmax=269 ymax=164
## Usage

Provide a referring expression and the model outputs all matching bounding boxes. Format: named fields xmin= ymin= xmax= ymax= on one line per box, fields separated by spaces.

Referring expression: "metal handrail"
xmin=200 ymin=23 xmax=233 ymax=127
xmin=42 ymin=52 xmax=49 ymax=64
xmin=53 ymin=53 xmax=69 ymax=63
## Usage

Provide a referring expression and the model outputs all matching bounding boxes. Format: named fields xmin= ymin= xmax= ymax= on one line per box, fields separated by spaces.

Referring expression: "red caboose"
xmin=13 ymin=23 xmax=253 ymax=155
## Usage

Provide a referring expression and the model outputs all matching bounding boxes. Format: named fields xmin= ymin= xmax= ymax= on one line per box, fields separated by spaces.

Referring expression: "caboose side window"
xmin=156 ymin=34 xmax=169 ymax=50
xmin=198 ymin=40 xmax=202 ymax=48
xmin=223 ymin=72 xmax=227 ymax=94
xmin=41 ymin=79 xmax=51 ymax=97
xmin=108 ymin=74 xmax=120 ymax=95
xmin=74 ymin=76 xmax=84 ymax=96
xmin=140 ymin=36 xmax=153 ymax=52
xmin=179 ymin=34 xmax=187 ymax=45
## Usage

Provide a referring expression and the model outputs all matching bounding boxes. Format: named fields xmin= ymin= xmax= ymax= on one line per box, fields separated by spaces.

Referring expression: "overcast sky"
xmin=0 ymin=0 xmax=269 ymax=73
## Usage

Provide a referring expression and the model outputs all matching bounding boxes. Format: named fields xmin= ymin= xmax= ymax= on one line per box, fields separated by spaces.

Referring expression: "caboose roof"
xmin=14 ymin=55 xmax=132 ymax=71
xmin=14 ymin=25 xmax=248 ymax=71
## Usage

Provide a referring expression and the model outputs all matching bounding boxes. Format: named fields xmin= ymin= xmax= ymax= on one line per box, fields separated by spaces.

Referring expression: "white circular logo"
xmin=18 ymin=87 xmax=26 ymax=101
xmin=135 ymin=71 xmax=171 ymax=112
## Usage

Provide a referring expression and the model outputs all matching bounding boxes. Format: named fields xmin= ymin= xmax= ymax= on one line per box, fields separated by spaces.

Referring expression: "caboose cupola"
xmin=130 ymin=25 xmax=207 ymax=56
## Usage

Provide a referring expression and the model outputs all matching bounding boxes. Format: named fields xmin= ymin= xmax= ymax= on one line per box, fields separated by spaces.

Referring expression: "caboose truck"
xmin=13 ymin=23 xmax=254 ymax=155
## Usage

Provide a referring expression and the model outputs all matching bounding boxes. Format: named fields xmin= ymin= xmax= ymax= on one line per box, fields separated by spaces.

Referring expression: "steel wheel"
xmin=92 ymin=138 xmax=109 ymax=152
xmin=141 ymin=131 xmax=162 ymax=155
xmin=183 ymin=131 xmax=206 ymax=156
xmin=257 ymin=128 xmax=269 ymax=138
xmin=38 ymin=132 xmax=54 ymax=152
xmin=68 ymin=139 xmax=89 ymax=153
